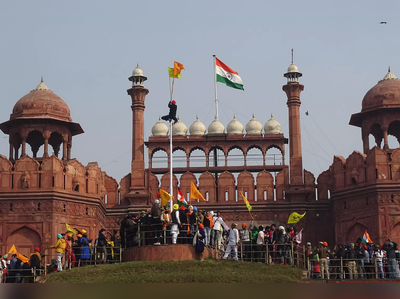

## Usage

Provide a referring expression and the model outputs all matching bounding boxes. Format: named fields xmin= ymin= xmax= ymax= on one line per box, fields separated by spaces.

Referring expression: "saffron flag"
xmin=178 ymin=189 xmax=189 ymax=207
xmin=160 ymin=189 xmax=172 ymax=207
xmin=362 ymin=230 xmax=373 ymax=245
xmin=215 ymin=57 xmax=244 ymax=90
xmin=8 ymin=244 xmax=29 ymax=263
xmin=287 ymin=212 xmax=306 ymax=224
xmin=168 ymin=67 xmax=181 ymax=79
xmin=190 ymin=181 xmax=206 ymax=202
xmin=66 ymin=223 xmax=78 ymax=235
xmin=173 ymin=61 xmax=184 ymax=77
xmin=239 ymin=192 xmax=252 ymax=211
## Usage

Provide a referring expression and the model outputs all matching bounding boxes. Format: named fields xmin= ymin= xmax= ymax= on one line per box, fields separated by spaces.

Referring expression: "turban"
xmin=173 ymin=204 xmax=179 ymax=210
xmin=323 ymin=242 xmax=328 ymax=247
xmin=242 ymin=223 xmax=247 ymax=228
xmin=77 ymin=234 xmax=82 ymax=238
xmin=35 ymin=247 xmax=40 ymax=252
xmin=57 ymin=234 xmax=63 ymax=239
xmin=164 ymin=206 xmax=169 ymax=210
xmin=81 ymin=230 xmax=87 ymax=234
xmin=180 ymin=205 xmax=186 ymax=211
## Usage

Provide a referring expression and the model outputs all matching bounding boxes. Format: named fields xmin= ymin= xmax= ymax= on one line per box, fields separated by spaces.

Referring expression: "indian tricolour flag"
xmin=215 ymin=57 xmax=244 ymax=90
xmin=362 ymin=230 xmax=373 ymax=245
xmin=177 ymin=189 xmax=189 ymax=208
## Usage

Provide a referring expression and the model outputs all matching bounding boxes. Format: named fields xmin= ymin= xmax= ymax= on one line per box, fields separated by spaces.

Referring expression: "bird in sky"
xmin=305 ymin=111 xmax=309 ymax=116
xmin=380 ymin=22 xmax=387 ymax=24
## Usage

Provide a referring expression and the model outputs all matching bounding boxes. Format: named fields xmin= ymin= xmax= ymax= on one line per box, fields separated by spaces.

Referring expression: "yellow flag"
xmin=190 ymin=181 xmax=206 ymax=202
xmin=287 ymin=212 xmax=306 ymax=224
xmin=8 ymin=244 xmax=17 ymax=255
xmin=173 ymin=61 xmax=184 ymax=76
xmin=168 ymin=67 xmax=181 ymax=79
xmin=240 ymin=192 xmax=252 ymax=211
xmin=66 ymin=223 xmax=78 ymax=235
xmin=8 ymin=245 xmax=29 ymax=263
xmin=160 ymin=189 xmax=172 ymax=207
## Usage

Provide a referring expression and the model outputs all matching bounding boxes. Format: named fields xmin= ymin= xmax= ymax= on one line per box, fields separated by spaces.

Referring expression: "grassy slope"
xmin=43 ymin=260 xmax=303 ymax=283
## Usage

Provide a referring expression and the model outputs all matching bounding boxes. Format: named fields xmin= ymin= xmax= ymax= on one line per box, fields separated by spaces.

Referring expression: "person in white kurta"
xmin=223 ymin=223 xmax=239 ymax=261
xmin=171 ymin=204 xmax=181 ymax=244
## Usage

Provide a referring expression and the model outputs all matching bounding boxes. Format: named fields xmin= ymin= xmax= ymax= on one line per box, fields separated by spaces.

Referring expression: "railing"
xmin=2 ymin=243 xmax=123 ymax=283
xmin=306 ymin=257 xmax=400 ymax=280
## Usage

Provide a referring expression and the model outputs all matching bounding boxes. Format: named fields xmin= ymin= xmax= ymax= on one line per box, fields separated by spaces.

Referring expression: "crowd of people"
xmin=119 ymin=200 xmax=301 ymax=263
xmin=0 ymin=228 xmax=121 ymax=283
xmin=306 ymin=238 xmax=400 ymax=280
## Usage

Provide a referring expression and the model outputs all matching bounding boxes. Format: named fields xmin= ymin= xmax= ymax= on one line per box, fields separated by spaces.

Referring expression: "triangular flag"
xmin=173 ymin=61 xmax=184 ymax=77
xmin=287 ymin=212 xmax=306 ymax=224
xmin=66 ymin=223 xmax=78 ymax=235
xmin=8 ymin=244 xmax=17 ymax=255
xmin=190 ymin=181 xmax=206 ymax=202
xmin=160 ymin=189 xmax=172 ymax=207
xmin=168 ymin=67 xmax=181 ymax=79
xmin=239 ymin=192 xmax=252 ymax=211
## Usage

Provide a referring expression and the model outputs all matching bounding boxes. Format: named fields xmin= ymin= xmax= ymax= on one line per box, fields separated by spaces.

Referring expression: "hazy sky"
xmin=0 ymin=0 xmax=399 ymax=183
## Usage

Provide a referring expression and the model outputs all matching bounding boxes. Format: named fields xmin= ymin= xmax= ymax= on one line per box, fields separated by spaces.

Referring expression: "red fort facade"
xmin=1 ymin=63 xmax=400 ymax=256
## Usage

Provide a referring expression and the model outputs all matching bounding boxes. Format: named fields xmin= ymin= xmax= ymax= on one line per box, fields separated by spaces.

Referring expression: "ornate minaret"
xmin=127 ymin=65 xmax=149 ymax=193
xmin=282 ymin=51 xmax=304 ymax=185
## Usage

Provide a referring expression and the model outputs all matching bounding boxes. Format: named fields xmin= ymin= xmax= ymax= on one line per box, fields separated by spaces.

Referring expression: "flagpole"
xmin=169 ymin=121 xmax=173 ymax=211
xmin=213 ymin=55 xmax=219 ymax=119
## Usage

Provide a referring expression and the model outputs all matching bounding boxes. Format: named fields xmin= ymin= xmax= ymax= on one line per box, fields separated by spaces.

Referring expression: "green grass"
xmin=42 ymin=260 xmax=304 ymax=283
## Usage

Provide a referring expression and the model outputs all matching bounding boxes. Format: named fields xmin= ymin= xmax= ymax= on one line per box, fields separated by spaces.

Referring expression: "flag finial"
xmin=291 ymin=49 xmax=294 ymax=64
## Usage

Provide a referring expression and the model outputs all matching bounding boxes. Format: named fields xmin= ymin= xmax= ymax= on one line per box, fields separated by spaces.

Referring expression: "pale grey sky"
xmin=0 ymin=0 xmax=399 ymax=183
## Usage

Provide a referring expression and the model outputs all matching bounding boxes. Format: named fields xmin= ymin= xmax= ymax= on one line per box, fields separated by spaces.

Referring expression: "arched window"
xmin=189 ymin=148 xmax=206 ymax=167
xmin=246 ymin=147 xmax=263 ymax=166
xmin=227 ymin=147 xmax=244 ymax=167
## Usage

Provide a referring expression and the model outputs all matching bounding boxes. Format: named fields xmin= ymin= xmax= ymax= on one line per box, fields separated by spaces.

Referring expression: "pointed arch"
xmin=346 ymin=222 xmax=368 ymax=244
xmin=7 ymin=226 xmax=41 ymax=258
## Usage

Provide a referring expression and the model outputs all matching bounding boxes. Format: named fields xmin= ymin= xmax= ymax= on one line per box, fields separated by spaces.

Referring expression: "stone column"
xmin=383 ymin=129 xmax=389 ymax=150
xmin=62 ymin=141 xmax=67 ymax=161
xmin=67 ymin=140 xmax=72 ymax=160
xmin=21 ymin=138 xmax=27 ymax=157
xmin=43 ymin=137 xmax=49 ymax=158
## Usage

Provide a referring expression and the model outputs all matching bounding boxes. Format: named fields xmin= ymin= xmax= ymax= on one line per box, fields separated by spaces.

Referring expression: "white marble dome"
xmin=264 ymin=114 xmax=281 ymax=134
xmin=245 ymin=114 xmax=262 ymax=135
xmin=208 ymin=116 xmax=225 ymax=134
xmin=152 ymin=117 xmax=169 ymax=137
xmin=189 ymin=115 xmax=206 ymax=136
xmin=172 ymin=117 xmax=187 ymax=136
xmin=287 ymin=63 xmax=299 ymax=73
xmin=227 ymin=115 xmax=244 ymax=135
xmin=132 ymin=65 xmax=144 ymax=77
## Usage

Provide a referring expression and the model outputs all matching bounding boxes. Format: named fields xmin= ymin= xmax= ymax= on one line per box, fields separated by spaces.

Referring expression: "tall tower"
xmin=282 ymin=52 xmax=304 ymax=185
xmin=127 ymin=65 xmax=149 ymax=193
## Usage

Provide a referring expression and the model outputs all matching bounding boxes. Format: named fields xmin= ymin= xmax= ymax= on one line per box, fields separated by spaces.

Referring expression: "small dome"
xmin=264 ymin=114 xmax=281 ymax=134
xmin=189 ymin=115 xmax=206 ymax=136
xmin=287 ymin=63 xmax=299 ymax=73
xmin=172 ymin=117 xmax=187 ymax=136
xmin=152 ymin=117 xmax=169 ymax=137
xmin=11 ymin=79 xmax=71 ymax=122
xmin=362 ymin=68 xmax=400 ymax=112
xmin=132 ymin=64 xmax=144 ymax=77
xmin=227 ymin=115 xmax=244 ymax=135
xmin=381 ymin=67 xmax=397 ymax=81
xmin=245 ymin=114 xmax=262 ymax=135
xmin=208 ymin=116 xmax=225 ymax=134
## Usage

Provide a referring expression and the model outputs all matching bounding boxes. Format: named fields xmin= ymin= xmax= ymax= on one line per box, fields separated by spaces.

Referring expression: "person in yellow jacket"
xmin=50 ymin=234 xmax=66 ymax=272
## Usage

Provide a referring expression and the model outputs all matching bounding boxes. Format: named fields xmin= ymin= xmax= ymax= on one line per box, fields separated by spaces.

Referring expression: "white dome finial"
xmin=264 ymin=114 xmax=281 ymax=134
xmin=189 ymin=116 xmax=206 ymax=136
xmin=381 ymin=67 xmax=397 ymax=82
xmin=245 ymin=114 xmax=262 ymax=135
xmin=227 ymin=115 xmax=244 ymax=135
xmin=35 ymin=78 xmax=49 ymax=91
xmin=152 ymin=117 xmax=169 ymax=137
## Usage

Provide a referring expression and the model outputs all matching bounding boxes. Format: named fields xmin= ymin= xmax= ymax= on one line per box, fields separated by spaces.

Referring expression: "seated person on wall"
xmin=161 ymin=100 xmax=178 ymax=124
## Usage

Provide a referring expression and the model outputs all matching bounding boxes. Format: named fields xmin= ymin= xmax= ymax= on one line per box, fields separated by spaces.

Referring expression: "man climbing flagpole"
xmin=163 ymin=62 xmax=184 ymax=209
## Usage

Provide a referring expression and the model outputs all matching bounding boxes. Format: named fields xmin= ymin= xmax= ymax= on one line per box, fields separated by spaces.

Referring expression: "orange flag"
xmin=190 ymin=181 xmax=206 ymax=202
xmin=173 ymin=61 xmax=185 ymax=76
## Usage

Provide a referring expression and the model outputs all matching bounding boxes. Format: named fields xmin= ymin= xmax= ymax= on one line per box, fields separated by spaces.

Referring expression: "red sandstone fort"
xmin=1 ymin=61 xmax=400 ymax=257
